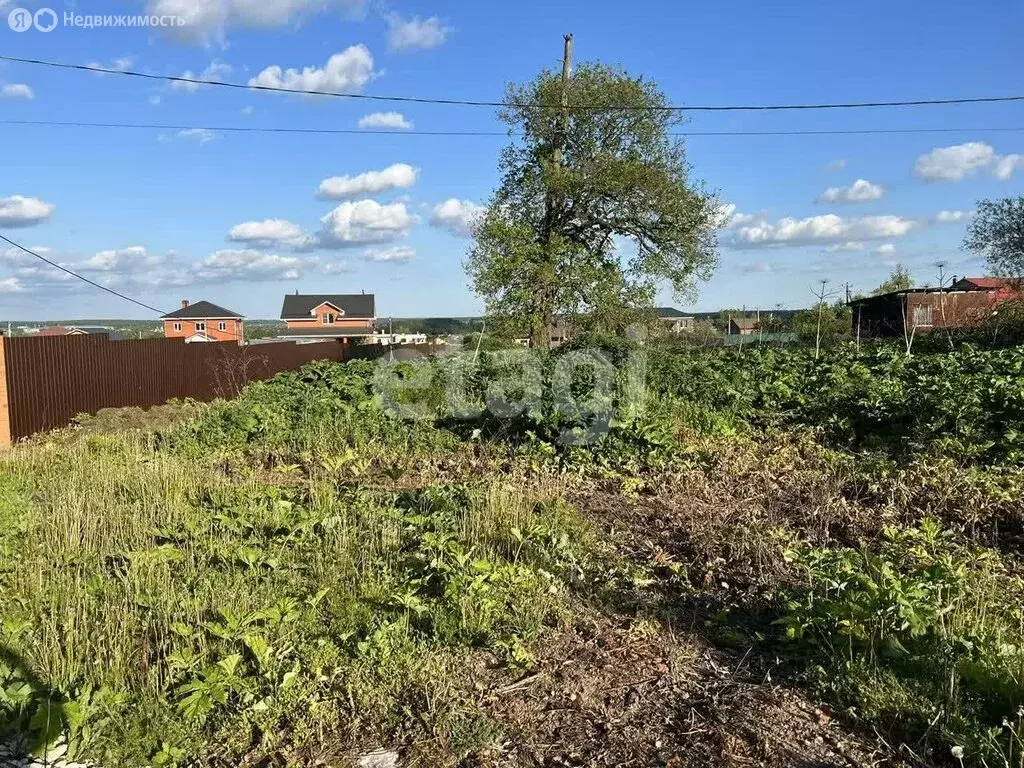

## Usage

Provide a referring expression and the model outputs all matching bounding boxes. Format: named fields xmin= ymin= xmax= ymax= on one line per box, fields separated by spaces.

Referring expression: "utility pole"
xmin=554 ymin=34 xmax=573 ymax=171
xmin=532 ymin=34 xmax=573 ymax=350
xmin=813 ymin=279 xmax=831 ymax=360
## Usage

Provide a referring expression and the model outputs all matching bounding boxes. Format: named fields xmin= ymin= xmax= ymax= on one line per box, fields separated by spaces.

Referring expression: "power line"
xmin=3 ymin=118 xmax=1024 ymax=138
xmin=4 ymin=54 xmax=1024 ymax=112
xmin=0 ymin=233 xmax=166 ymax=315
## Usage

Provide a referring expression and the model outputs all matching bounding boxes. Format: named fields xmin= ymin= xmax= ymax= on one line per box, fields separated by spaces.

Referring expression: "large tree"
xmin=466 ymin=52 xmax=719 ymax=348
xmin=963 ymin=197 xmax=1024 ymax=277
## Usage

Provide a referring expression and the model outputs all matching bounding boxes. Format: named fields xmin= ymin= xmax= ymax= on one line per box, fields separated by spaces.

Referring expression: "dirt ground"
xmin=459 ymin=476 xmax=917 ymax=768
xmin=478 ymin=616 xmax=908 ymax=768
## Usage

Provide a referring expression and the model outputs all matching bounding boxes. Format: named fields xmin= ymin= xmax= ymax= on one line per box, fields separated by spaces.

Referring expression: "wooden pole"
xmin=0 ymin=335 xmax=11 ymax=448
xmin=557 ymin=34 xmax=573 ymax=158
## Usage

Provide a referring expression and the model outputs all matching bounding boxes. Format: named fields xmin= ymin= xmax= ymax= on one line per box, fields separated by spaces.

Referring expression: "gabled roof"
xmin=161 ymin=300 xmax=244 ymax=320
xmin=280 ymin=293 xmax=375 ymax=320
xmin=952 ymin=277 xmax=1016 ymax=290
xmin=729 ymin=317 xmax=759 ymax=329
xmin=655 ymin=307 xmax=689 ymax=318
xmin=69 ymin=326 xmax=126 ymax=340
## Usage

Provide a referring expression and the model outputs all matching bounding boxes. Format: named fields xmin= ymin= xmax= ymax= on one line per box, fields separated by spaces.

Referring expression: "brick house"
xmin=849 ymin=277 xmax=1019 ymax=338
xmin=278 ymin=293 xmax=376 ymax=342
xmin=161 ymin=300 xmax=244 ymax=343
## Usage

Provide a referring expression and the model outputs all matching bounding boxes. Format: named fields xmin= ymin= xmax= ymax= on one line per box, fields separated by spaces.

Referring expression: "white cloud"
xmin=824 ymin=242 xmax=866 ymax=253
xmin=149 ymin=94 xmax=162 ymax=106
xmin=827 ymin=159 xmax=848 ymax=170
xmin=0 ymin=195 xmax=55 ymax=227
xmin=316 ymin=163 xmax=418 ymax=199
xmin=228 ymin=219 xmax=315 ymax=249
xmin=317 ymin=200 xmax=415 ymax=247
xmin=241 ymin=105 xmax=254 ymax=115
xmin=172 ymin=60 xmax=233 ymax=92
xmin=249 ymin=45 xmax=375 ymax=94
xmin=733 ymin=214 xmax=918 ymax=248
xmin=2 ymin=241 xmax=320 ymax=295
xmin=936 ymin=210 xmax=970 ymax=223
xmin=194 ymin=249 xmax=302 ymax=281
xmin=1 ymin=84 xmax=34 ymax=100
xmin=0 ymin=277 xmax=24 ymax=293
xmin=816 ymin=179 xmax=884 ymax=204
xmin=913 ymin=142 xmax=1022 ymax=182
xmin=0 ymin=246 xmax=51 ymax=266
xmin=430 ymin=198 xmax=484 ymax=237
xmin=875 ymin=244 xmax=896 ymax=254
xmin=385 ymin=12 xmax=450 ymax=52
xmin=87 ymin=246 xmax=154 ymax=271
xmin=992 ymin=154 xmax=1024 ymax=181
xmin=86 ymin=57 xmax=134 ymax=74
xmin=144 ymin=0 xmax=365 ymax=44
xmin=172 ymin=128 xmax=218 ymax=144
xmin=358 ymin=111 xmax=413 ymax=130
xmin=715 ymin=203 xmax=760 ymax=230
xmin=364 ymin=245 xmax=414 ymax=263
xmin=318 ymin=258 xmax=352 ymax=274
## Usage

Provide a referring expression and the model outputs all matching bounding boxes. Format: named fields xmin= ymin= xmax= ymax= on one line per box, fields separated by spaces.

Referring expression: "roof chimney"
xmin=361 ymin=289 xmax=365 ymax=295
xmin=180 ymin=299 xmax=189 ymax=309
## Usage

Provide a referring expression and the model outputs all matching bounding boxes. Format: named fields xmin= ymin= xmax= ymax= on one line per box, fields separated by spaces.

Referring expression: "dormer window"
xmin=322 ymin=313 xmax=335 ymax=325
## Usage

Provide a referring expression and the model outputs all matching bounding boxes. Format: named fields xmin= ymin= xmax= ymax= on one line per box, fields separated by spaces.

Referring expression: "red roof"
xmin=961 ymin=277 xmax=1011 ymax=289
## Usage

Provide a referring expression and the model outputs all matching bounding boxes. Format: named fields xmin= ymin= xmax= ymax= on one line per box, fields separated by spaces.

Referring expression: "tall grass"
xmin=0 ymin=428 xmax=584 ymax=765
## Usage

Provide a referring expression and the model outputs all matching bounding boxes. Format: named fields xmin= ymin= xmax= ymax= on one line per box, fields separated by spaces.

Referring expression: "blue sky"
xmin=0 ymin=0 xmax=1021 ymax=320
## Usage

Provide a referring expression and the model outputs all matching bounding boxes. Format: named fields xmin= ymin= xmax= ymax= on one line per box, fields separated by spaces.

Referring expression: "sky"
xmin=0 ymin=0 xmax=1022 ymax=320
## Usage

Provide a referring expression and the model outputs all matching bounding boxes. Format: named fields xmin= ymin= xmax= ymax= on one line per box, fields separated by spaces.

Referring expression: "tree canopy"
xmin=963 ymin=197 xmax=1024 ymax=278
xmin=465 ymin=60 xmax=719 ymax=347
xmin=872 ymin=265 xmax=913 ymax=296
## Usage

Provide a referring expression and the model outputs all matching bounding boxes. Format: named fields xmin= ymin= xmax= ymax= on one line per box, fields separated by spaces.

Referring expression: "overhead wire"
xmin=3 ymin=52 xmax=1021 ymax=316
xmin=3 ymin=54 xmax=1024 ymax=112
xmin=2 ymin=118 xmax=1023 ymax=138
xmin=0 ymin=233 xmax=166 ymax=315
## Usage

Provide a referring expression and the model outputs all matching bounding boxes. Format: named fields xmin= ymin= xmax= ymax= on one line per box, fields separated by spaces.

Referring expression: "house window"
xmin=195 ymin=321 xmax=206 ymax=332
xmin=912 ymin=304 xmax=933 ymax=327
xmin=218 ymin=321 xmax=227 ymax=332
xmin=173 ymin=322 xmax=181 ymax=332
xmin=322 ymin=313 xmax=335 ymax=325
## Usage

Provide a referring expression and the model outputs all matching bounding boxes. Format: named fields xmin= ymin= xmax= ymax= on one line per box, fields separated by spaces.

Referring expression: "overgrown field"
xmin=2 ymin=344 xmax=1024 ymax=767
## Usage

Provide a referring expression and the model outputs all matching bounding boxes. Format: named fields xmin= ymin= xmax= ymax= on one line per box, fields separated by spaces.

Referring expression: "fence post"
xmin=0 ymin=335 xmax=10 ymax=448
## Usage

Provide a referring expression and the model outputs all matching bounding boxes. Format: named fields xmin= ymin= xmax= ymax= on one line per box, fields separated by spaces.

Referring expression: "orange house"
xmin=278 ymin=293 xmax=375 ymax=341
xmin=161 ymin=300 xmax=244 ymax=344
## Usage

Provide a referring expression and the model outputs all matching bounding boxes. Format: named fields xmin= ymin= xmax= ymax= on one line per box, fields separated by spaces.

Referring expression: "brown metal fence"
xmin=0 ymin=335 xmax=349 ymax=444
